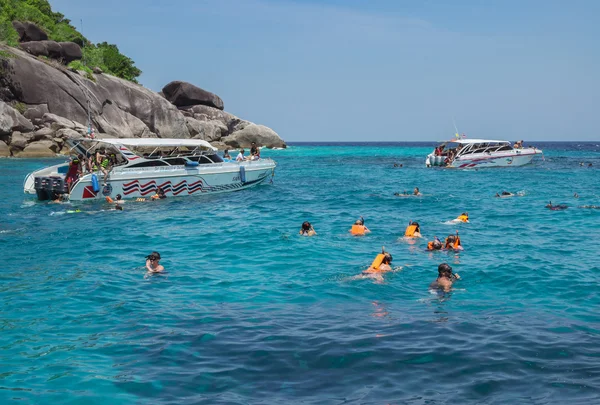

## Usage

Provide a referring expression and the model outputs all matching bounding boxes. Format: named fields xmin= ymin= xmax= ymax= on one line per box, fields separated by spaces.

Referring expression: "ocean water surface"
xmin=1 ymin=142 xmax=600 ymax=404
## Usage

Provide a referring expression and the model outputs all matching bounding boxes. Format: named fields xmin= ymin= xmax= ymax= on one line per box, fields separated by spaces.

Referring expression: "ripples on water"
xmin=1 ymin=143 xmax=600 ymax=404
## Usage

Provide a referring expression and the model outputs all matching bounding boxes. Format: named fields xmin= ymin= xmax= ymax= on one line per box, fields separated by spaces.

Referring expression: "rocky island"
xmin=0 ymin=2 xmax=285 ymax=158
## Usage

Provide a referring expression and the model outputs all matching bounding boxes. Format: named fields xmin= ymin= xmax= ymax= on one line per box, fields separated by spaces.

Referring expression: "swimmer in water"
xmin=299 ymin=221 xmax=317 ymax=236
xmin=456 ymin=212 xmax=469 ymax=223
xmin=413 ymin=187 xmax=422 ymax=196
xmin=495 ymin=191 xmax=514 ymax=198
xmin=404 ymin=220 xmax=422 ymax=238
xmin=349 ymin=216 xmax=370 ymax=235
xmin=362 ymin=247 xmax=393 ymax=275
xmin=429 ymin=263 xmax=460 ymax=292
xmin=145 ymin=251 xmax=164 ymax=273
xmin=546 ymin=201 xmax=568 ymax=210
xmin=426 ymin=236 xmax=443 ymax=251
xmin=444 ymin=231 xmax=463 ymax=250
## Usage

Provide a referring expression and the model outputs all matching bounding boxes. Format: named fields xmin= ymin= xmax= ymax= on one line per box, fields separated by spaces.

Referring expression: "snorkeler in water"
xmin=362 ymin=247 xmax=393 ymax=275
xmin=350 ymin=216 xmax=370 ymax=235
xmin=546 ymin=201 xmax=568 ymax=210
xmin=429 ymin=263 xmax=460 ymax=292
xmin=299 ymin=221 xmax=317 ymax=236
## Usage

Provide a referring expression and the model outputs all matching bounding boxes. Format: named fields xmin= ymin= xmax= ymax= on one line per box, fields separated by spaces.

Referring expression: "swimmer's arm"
xmin=145 ymin=260 xmax=153 ymax=272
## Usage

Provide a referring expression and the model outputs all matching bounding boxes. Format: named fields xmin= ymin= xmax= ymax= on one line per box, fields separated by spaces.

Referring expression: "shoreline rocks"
xmin=0 ymin=44 xmax=285 ymax=157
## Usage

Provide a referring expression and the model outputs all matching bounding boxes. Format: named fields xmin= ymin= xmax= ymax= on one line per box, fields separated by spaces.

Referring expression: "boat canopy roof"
xmin=72 ymin=137 xmax=217 ymax=151
xmin=443 ymin=139 xmax=510 ymax=145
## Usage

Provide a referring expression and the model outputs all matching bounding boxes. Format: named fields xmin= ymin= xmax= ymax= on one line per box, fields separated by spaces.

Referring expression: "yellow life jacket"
xmin=458 ymin=215 xmax=468 ymax=222
xmin=370 ymin=254 xmax=385 ymax=270
xmin=351 ymin=224 xmax=365 ymax=235
xmin=405 ymin=224 xmax=418 ymax=237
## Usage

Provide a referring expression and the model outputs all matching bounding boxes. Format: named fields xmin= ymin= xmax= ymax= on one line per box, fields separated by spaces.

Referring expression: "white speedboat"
xmin=425 ymin=139 xmax=542 ymax=168
xmin=24 ymin=138 xmax=276 ymax=201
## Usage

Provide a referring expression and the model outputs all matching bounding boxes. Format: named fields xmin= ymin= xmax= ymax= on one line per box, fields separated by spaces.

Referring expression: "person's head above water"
xmin=301 ymin=221 xmax=312 ymax=231
xmin=146 ymin=251 xmax=161 ymax=261
xmin=355 ymin=216 xmax=365 ymax=226
xmin=438 ymin=263 xmax=453 ymax=278
xmin=116 ymin=194 xmax=122 ymax=201
xmin=382 ymin=252 xmax=393 ymax=264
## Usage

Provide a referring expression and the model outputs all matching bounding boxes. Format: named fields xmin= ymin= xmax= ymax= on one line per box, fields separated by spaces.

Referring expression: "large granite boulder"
xmin=59 ymin=42 xmax=82 ymax=63
xmin=8 ymin=131 xmax=27 ymax=150
xmin=1 ymin=45 xmax=189 ymax=139
xmin=0 ymin=101 xmax=34 ymax=134
xmin=15 ymin=22 xmax=48 ymax=42
xmin=41 ymin=40 xmax=63 ymax=59
xmin=185 ymin=117 xmax=227 ymax=142
xmin=225 ymin=124 xmax=286 ymax=149
xmin=0 ymin=140 xmax=9 ymax=157
xmin=162 ymin=81 xmax=224 ymax=110
xmin=15 ymin=139 xmax=56 ymax=157
xmin=11 ymin=21 xmax=25 ymax=42
xmin=20 ymin=41 xmax=48 ymax=57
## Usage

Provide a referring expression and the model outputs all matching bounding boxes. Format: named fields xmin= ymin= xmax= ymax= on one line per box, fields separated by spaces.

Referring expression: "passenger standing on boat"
xmin=145 ymin=252 xmax=164 ymax=273
xmin=250 ymin=142 xmax=260 ymax=160
xmin=430 ymin=263 xmax=459 ymax=292
xmin=65 ymin=156 xmax=82 ymax=190
xmin=299 ymin=221 xmax=317 ymax=236
xmin=236 ymin=149 xmax=246 ymax=162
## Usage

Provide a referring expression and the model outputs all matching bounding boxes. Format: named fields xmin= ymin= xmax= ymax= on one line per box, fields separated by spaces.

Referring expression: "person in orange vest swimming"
xmin=363 ymin=247 xmax=393 ymax=275
xmin=404 ymin=220 xmax=422 ymax=238
xmin=456 ymin=212 xmax=469 ymax=223
xmin=350 ymin=216 xmax=370 ymax=235
xmin=427 ymin=236 xmax=443 ymax=251
xmin=444 ymin=231 xmax=463 ymax=250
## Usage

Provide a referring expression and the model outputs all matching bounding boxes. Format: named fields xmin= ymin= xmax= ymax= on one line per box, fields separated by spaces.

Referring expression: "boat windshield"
xmin=456 ymin=142 xmax=512 ymax=156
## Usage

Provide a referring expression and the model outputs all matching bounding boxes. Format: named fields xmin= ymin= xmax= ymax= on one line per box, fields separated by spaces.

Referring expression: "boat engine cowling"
xmin=34 ymin=176 xmax=68 ymax=201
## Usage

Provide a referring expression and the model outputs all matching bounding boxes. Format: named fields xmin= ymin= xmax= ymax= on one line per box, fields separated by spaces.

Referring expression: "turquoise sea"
xmin=1 ymin=142 xmax=600 ymax=404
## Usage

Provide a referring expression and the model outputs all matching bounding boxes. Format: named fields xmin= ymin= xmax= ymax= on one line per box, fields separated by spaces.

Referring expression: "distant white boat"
xmin=426 ymin=139 xmax=543 ymax=168
xmin=24 ymin=138 xmax=276 ymax=201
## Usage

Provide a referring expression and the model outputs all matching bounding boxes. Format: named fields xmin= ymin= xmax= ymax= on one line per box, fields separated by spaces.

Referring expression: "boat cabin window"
xmin=163 ymin=157 xmax=188 ymax=166
xmin=128 ymin=160 xmax=169 ymax=168
xmin=187 ymin=154 xmax=224 ymax=164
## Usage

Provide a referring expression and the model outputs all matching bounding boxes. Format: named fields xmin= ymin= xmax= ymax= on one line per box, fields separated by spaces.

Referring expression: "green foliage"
xmin=0 ymin=49 xmax=16 ymax=59
xmin=68 ymin=60 xmax=95 ymax=82
xmin=13 ymin=101 xmax=26 ymax=114
xmin=0 ymin=0 xmax=141 ymax=82
xmin=0 ymin=16 xmax=19 ymax=46
xmin=95 ymin=42 xmax=142 ymax=83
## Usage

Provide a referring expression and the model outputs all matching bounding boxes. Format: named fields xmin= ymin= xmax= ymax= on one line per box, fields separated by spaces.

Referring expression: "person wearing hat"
xmin=145 ymin=252 xmax=164 ymax=273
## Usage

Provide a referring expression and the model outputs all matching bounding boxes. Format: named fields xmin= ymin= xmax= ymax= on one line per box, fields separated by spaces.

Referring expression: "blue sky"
xmin=50 ymin=0 xmax=599 ymax=141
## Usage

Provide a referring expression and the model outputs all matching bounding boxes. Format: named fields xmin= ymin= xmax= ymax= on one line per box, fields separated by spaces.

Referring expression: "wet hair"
xmin=146 ymin=251 xmax=161 ymax=260
xmin=357 ymin=217 xmax=364 ymax=225
xmin=446 ymin=235 xmax=456 ymax=243
xmin=116 ymin=194 xmax=122 ymax=200
xmin=301 ymin=221 xmax=311 ymax=231
xmin=115 ymin=205 xmax=123 ymax=211
xmin=438 ymin=263 xmax=453 ymax=278
xmin=433 ymin=240 xmax=443 ymax=249
xmin=382 ymin=253 xmax=393 ymax=264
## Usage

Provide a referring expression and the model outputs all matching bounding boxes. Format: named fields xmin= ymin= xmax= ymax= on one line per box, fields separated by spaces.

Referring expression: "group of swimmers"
xmin=298 ymin=212 xmax=469 ymax=291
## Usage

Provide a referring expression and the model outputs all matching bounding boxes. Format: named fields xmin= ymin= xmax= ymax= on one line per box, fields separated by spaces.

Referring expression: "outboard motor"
xmin=34 ymin=176 xmax=68 ymax=201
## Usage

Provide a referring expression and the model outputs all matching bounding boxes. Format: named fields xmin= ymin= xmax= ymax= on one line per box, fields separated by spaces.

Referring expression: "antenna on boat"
xmin=452 ymin=117 xmax=460 ymax=139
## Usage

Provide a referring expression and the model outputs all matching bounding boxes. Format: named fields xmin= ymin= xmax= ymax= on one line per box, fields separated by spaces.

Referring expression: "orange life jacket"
xmin=105 ymin=196 xmax=114 ymax=203
xmin=351 ymin=224 xmax=366 ymax=235
xmin=454 ymin=236 xmax=461 ymax=248
xmin=370 ymin=254 xmax=385 ymax=271
xmin=457 ymin=215 xmax=468 ymax=222
xmin=405 ymin=224 xmax=418 ymax=237
xmin=427 ymin=241 xmax=434 ymax=250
